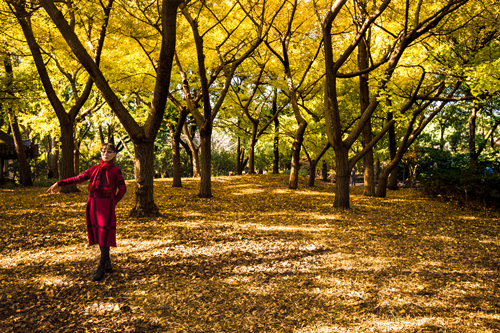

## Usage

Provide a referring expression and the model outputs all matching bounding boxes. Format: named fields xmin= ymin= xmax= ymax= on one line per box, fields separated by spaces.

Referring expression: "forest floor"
xmin=1 ymin=174 xmax=500 ymax=332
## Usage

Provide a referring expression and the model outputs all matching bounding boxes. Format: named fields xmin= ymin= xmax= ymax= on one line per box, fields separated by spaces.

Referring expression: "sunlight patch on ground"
xmin=231 ymin=188 xmax=266 ymax=195
xmin=296 ymin=317 xmax=446 ymax=332
xmin=293 ymin=190 xmax=335 ymax=196
xmin=0 ymin=244 xmax=93 ymax=269
xmin=240 ymin=222 xmax=339 ymax=233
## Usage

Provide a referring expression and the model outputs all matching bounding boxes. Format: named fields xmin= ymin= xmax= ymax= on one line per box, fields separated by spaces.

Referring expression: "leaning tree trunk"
xmin=289 ymin=120 xmax=307 ymax=189
xmin=334 ymin=146 xmax=351 ymax=209
xmin=358 ymin=33 xmax=375 ymax=196
xmin=7 ymin=109 xmax=33 ymax=187
xmin=387 ymin=112 xmax=398 ymax=190
xmin=198 ymin=130 xmax=212 ymax=198
xmin=248 ymin=123 xmax=258 ymax=174
xmin=130 ymin=141 xmax=159 ymax=216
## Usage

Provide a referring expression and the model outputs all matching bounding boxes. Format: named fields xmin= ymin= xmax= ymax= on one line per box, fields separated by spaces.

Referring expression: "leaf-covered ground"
xmin=1 ymin=174 xmax=500 ymax=332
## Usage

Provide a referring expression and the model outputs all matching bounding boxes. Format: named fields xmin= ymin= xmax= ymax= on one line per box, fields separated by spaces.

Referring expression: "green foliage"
xmin=212 ymin=149 xmax=236 ymax=176
xmin=33 ymin=178 xmax=58 ymax=187
xmin=420 ymin=168 xmax=500 ymax=207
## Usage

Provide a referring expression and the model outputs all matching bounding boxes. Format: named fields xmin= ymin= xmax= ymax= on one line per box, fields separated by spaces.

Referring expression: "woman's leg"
xmin=91 ymin=246 xmax=109 ymax=282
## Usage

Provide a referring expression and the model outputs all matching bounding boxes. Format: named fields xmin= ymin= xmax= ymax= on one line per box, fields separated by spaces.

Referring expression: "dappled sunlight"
xmin=231 ymin=188 xmax=266 ymax=195
xmin=1 ymin=175 xmax=499 ymax=332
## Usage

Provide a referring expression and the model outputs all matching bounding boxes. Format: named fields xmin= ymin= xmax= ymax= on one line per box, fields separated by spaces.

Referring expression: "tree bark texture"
xmin=59 ymin=124 xmax=78 ymax=193
xmin=289 ymin=120 xmax=307 ymax=189
xmin=7 ymin=109 xmax=33 ymax=186
xmin=333 ymin=145 xmax=351 ymax=209
xmin=357 ymin=8 xmax=375 ymax=197
xmin=183 ymin=123 xmax=200 ymax=177
xmin=198 ymin=131 xmax=212 ymax=198
xmin=130 ymin=141 xmax=158 ymax=216
xmin=468 ymin=102 xmax=478 ymax=165
xmin=247 ymin=122 xmax=258 ymax=174
xmin=387 ymin=112 xmax=398 ymax=190
xmin=172 ymin=138 xmax=182 ymax=187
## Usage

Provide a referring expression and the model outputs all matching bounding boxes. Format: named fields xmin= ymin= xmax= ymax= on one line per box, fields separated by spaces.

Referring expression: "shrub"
xmin=34 ymin=178 xmax=58 ymax=187
xmin=420 ymin=168 xmax=500 ymax=207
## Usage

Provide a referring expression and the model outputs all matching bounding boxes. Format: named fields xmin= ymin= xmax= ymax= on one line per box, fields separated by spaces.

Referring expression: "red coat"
xmin=57 ymin=164 xmax=126 ymax=247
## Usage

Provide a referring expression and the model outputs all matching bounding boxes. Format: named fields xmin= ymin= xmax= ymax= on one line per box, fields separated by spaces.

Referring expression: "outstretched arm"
xmin=46 ymin=183 xmax=59 ymax=193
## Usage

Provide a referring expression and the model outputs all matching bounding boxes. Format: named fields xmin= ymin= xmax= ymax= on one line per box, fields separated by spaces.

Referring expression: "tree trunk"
xmin=74 ymin=145 xmax=80 ymax=175
xmin=183 ymin=123 xmax=200 ymax=177
xmin=236 ymin=136 xmax=243 ymax=175
xmin=362 ymin=122 xmax=375 ymax=195
xmin=322 ymin=161 xmax=328 ymax=181
xmin=0 ymin=158 xmax=4 ymax=182
xmin=334 ymin=146 xmax=350 ymax=209
xmin=387 ymin=112 xmax=398 ymax=190
xmin=59 ymin=124 xmax=78 ymax=193
xmin=273 ymin=93 xmax=280 ymax=174
xmin=468 ymin=101 xmax=478 ymax=166
xmin=198 ymin=131 xmax=212 ymax=198
xmin=50 ymin=136 xmax=59 ymax=179
xmin=172 ymin=135 xmax=182 ymax=187
xmin=358 ymin=29 xmax=375 ymax=196
xmin=289 ymin=120 xmax=307 ymax=189
xmin=377 ymin=173 xmax=389 ymax=197
xmin=308 ymin=160 xmax=317 ymax=187
xmin=248 ymin=122 xmax=258 ymax=174
xmin=130 ymin=141 xmax=159 ymax=216
xmin=7 ymin=109 xmax=33 ymax=187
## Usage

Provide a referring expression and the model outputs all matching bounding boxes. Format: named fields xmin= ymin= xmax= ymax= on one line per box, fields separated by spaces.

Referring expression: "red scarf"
xmin=88 ymin=159 xmax=115 ymax=193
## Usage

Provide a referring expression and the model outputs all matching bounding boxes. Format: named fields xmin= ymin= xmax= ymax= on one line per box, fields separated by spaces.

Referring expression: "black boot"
xmin=104 ymin=260 xmax=113 ymax=273
xmin=91 ymin=265 xmax=105 ymax=282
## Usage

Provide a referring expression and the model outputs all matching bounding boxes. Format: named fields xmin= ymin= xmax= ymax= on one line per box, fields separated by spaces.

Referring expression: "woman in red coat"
xmin=47 ymin=143 xmax=126 ymax=282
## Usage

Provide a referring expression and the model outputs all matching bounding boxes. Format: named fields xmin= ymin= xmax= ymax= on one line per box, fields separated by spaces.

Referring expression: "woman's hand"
xmin=47 ymin=183 xmax=59 ymax=194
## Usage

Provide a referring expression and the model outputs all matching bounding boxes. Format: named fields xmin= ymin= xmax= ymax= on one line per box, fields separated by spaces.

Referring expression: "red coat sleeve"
xmin=57 ymin=166 xmax=95 ymax=187
xmin=114 ymin=168 xmax=127 ymax=203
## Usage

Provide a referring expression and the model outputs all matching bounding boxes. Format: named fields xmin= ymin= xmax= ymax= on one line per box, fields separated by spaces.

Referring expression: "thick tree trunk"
xmin=7 ymin=109 xmax=33 ymax=187
xmin=334 ymin=147 xmax=350 ymax=209
xmin=289 ymin=120 xmax=307 ymax=189
xmin=130 ymin=141 xmax=158 ymax=216
xmin=0 ymin=158 xmax=4 ymax=182
xmin=59 ymin=124 xmax=78 ymax=193
xmin=172 ymin=136 xmax=182 ymax=187
xmin=377 ymin=173 xmax=389 ymax=197
xmin=308 ymin=160 xmax=317 ymax=187
xmin=387 ymin=112 xmax=398 ymax=190
xmin=198 ymin=132 xmax=212 ymax=198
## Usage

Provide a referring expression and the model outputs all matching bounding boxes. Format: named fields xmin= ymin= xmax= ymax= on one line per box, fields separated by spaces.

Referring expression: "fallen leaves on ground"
xmin=1 ymin=174 xmax=499 ymax=332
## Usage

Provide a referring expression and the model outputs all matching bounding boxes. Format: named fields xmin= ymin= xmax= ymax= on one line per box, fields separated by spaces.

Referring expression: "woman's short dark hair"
xmin=101 ymin=143 xmax=117 ymax=153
